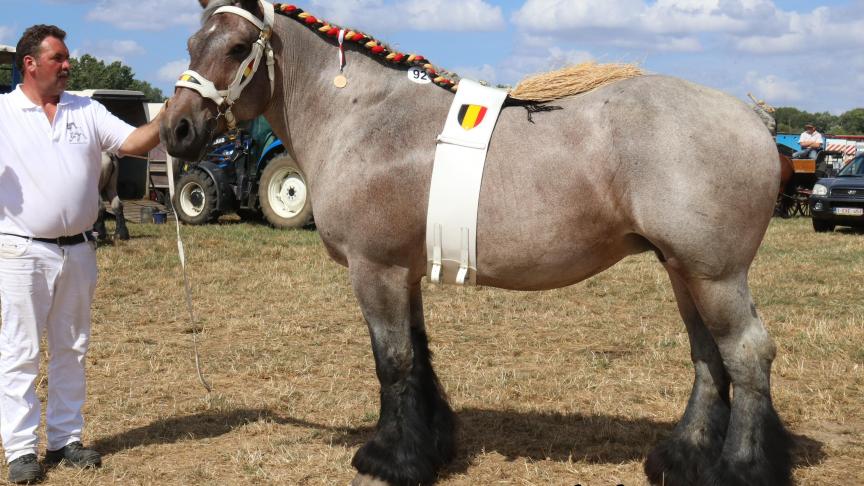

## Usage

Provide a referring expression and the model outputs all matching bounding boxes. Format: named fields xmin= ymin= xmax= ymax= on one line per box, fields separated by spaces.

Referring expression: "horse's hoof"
xmin=350 ymin=474 xmax=390 ymax=486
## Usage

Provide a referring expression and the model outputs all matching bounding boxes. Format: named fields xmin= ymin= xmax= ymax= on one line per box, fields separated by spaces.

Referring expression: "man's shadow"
xmin=93 ymin=407 xmax=826 ymax=478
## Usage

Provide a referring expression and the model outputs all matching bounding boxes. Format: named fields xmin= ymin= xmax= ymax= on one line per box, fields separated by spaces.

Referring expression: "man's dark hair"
xmin=15 ymin=24 xmax=67 ymax=73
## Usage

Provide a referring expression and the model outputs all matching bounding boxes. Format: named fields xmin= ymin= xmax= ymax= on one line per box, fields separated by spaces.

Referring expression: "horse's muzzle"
xmin=160 ymin=98 xmax=220 ymax=161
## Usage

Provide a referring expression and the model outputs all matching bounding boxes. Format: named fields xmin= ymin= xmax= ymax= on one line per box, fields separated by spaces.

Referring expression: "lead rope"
xmin=166 ymin=153 xmax=212 ymax=393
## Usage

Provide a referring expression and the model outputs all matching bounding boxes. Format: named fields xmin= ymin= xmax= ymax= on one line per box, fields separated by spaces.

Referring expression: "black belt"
xmin=3 ymin=232 xmax=92 ymax=246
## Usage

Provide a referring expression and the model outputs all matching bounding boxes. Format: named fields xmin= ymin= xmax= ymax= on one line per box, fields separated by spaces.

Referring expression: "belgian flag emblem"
xmin=457 ymin=104 xmax=488 ymax=131
xmin=179 ymin=73 xmax=201 ymax=84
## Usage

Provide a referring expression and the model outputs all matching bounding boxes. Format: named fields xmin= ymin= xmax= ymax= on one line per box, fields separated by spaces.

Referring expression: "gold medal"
xmin=333 ymin=74 xmax=348 ymax=88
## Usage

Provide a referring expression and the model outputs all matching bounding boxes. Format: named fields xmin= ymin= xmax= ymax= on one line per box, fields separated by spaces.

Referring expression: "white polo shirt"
xmin=0 ymin=87 xmax=135 ymax=238
xmin=799 ymin=130 xmax=824 ymax=148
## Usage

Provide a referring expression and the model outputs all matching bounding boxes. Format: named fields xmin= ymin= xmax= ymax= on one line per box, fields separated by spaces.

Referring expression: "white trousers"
xmin=0 ymin=235 xmax=97 ymax=462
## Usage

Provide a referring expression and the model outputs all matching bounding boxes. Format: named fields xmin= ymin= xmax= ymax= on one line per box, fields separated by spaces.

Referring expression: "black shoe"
xmin=7 ymin=454 xmax=43 ymax=484
xmin=44 ymin=442 xmax=101 ymax=469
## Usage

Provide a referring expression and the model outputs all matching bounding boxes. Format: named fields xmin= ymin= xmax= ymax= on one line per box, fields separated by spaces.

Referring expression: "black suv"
xmin=810 ymin=154 xmax=864 ymax=232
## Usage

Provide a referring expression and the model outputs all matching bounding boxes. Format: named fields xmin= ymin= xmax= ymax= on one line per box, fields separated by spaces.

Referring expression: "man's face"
xmin=806 ymin=126 xmax=815 ymax=133
xmin=24 ymin=36 xmax=71 ymax=96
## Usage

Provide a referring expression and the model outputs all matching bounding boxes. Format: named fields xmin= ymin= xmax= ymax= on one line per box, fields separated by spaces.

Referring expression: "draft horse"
xmin=160 ymin=1 xmax=792 ymax=485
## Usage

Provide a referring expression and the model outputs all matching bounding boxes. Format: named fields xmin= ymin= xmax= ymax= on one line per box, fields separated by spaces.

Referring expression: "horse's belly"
xmin=474 ymin=216 xmax=648 ymax=290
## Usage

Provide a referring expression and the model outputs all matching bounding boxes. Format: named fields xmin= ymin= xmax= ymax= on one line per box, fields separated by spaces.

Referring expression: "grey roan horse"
xmin=93 ymin=152 xmax=130 ymax=241
xmin=160 ymin=1 xmax=792 ymax=485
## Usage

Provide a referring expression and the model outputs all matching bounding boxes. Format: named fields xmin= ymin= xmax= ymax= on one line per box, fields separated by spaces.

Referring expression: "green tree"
xmin=68 ymin=54 xmax=164 ymax=102
xmin=839 ymin=108 xmax=864 ymax=135
xmin=774 ymin=107 xmax=808 ymax=133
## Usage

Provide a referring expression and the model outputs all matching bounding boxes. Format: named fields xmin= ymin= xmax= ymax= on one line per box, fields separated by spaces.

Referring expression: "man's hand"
xmin=118 ymin=99 xmax=169 ymax=157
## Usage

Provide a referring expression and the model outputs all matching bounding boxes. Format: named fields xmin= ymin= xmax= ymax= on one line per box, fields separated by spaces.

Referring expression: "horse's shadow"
xmin=93 ymin=407 xmax=826 ymax=478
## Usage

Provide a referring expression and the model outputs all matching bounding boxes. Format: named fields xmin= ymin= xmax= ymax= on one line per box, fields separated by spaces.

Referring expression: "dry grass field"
xmin=4 ymin=217 xmax=862 ymax=485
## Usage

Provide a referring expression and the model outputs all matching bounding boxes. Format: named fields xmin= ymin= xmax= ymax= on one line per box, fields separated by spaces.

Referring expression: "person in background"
xmin=0 ymin=24 xmax=164 ymax=484
xmin=793 ymin=123 xmax=823 ymax=159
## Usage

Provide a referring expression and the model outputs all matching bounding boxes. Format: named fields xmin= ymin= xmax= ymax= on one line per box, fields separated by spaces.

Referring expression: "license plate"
xmin=833 ymin=207 xmax=864 ymax=216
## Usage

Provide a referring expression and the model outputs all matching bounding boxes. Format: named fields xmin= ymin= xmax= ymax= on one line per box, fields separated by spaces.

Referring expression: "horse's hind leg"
xmin=106 ymin=160 xmax=129 ymax=240
xmin=111 ymin=196 xmax=129 ymax=240
xmin=93 ymin=200 xmax=108 ymax=242
xmin=690 ymin=274 xmax=792 ymax=485
xmin=644 ymin=268 xmax=730 ymax=485
xmin=348 ymin=261 xmax=455 ymax=486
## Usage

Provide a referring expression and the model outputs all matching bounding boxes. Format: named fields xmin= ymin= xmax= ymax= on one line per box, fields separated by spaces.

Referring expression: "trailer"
xmin=0 ymin=44 xmax=22 ymax=94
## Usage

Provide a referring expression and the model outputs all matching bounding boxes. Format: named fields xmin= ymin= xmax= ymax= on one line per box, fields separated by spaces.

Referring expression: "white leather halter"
xmin=176 ymin=0 xmax=276 ymax=130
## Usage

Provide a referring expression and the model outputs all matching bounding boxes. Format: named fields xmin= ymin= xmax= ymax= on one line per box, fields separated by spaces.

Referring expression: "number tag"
xmin=407 ymin=66 xmax=431 ymax=84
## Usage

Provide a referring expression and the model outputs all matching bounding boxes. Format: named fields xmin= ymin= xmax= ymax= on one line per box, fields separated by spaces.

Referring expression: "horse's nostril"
xmin=175 ymin=118 xmax=191 ymax=141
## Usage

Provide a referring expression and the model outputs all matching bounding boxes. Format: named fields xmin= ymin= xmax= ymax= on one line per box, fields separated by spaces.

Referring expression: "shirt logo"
xmin=66 ymin=122 xmax=88 ymax=144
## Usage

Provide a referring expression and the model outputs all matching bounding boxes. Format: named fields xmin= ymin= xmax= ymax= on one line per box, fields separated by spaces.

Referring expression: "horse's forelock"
xmin=200 ymin=0 xmax=234 ymax=25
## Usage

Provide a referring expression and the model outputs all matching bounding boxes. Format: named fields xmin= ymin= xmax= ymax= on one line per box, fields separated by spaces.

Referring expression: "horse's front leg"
xmin=348 ymin=260 xmax=455 ymax=486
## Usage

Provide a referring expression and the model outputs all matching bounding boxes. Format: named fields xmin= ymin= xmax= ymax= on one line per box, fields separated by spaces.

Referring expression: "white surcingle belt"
xmin=426 ymin=80 xmax=508 ymax=285
xmin=175 ymin=0 xmax=276 ymax=130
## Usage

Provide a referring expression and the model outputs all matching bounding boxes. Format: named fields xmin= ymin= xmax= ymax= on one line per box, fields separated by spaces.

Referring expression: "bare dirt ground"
xmin=3 ymin=217 xmax=862 ymax=485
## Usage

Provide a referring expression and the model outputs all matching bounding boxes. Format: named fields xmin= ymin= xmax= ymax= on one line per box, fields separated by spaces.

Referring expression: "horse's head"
xmin=161 ymin=0 xmax=275 ymax=160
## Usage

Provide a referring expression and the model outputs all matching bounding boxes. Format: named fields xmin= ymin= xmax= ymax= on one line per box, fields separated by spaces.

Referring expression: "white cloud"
xmin=308 ymin=0 xmax=504 ymax=32
xmin=76 ymin=39 xmax=145 ymax=63
xmin=512 ymin=0 xmax=642 ymax=31
xmin=511 ymin=0 xmax=860 ymax=51
xmin=735 ymin=8 xmax=864 ymax=54
xmin=0 ymin=26 xmax=13 ymax=45
xmin=496 ymin=34 xmax=595 ymax=84
xmin=157 ymin=59 xmax=190 ymax=82
xmin=654 ymin=36 xmax=702 ymax=52
xmin=452 ymin=63 xmax=498 ymax=85
xmin=745 ymin=71 xmax=801 ymax=104
xmin=87 ymin=0 xmax=200 ymax=30
xmin=399 ymin=0 xmax=505 ymax=31
xmin=512 ymin=0 xmax=783 ymax=34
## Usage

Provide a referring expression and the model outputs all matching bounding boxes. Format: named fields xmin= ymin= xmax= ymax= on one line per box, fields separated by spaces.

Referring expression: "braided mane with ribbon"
xmin=274 ymin=3 xmax=460 ymax=93
xmin=273 ymin=4 xmax=643 ymax=102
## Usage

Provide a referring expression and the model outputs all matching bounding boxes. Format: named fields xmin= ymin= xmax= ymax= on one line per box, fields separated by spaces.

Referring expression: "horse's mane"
xmin=268 ymin=3 xmax=642 ymax=102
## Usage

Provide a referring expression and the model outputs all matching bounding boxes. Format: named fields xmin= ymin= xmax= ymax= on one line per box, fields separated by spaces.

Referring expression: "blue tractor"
xmin=173 ymin=116 xmax=312 ymax=228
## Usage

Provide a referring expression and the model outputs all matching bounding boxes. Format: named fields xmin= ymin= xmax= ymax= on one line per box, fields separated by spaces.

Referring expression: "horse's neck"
xmin=267 ymin=17 xmax=453 ymax=172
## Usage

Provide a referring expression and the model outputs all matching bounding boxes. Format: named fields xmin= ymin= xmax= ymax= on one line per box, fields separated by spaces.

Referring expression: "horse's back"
xmin=477 ymin=75 xmax=778 ymax=288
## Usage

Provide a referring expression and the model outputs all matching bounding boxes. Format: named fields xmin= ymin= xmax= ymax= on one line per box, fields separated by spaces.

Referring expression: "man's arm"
xmin=118 ymin=110 xmax=163 ymax=157
xmin=813 ymin=134 xmax=824 ymax=149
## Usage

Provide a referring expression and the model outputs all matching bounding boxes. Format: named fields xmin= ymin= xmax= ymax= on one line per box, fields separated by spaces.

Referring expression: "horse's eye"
xmin=229 ymin=44 xmax=249 ymax=57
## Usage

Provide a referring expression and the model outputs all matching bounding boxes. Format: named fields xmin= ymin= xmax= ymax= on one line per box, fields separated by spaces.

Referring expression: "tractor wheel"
xmin=174 ymin=168 xmax=220 ymax=225
xmin=258 ymin=155 xmax=312 ymax=229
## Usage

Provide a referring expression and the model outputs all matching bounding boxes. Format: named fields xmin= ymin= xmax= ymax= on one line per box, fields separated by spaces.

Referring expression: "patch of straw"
xmin=509 ymin=61 xmax=643 ymax=102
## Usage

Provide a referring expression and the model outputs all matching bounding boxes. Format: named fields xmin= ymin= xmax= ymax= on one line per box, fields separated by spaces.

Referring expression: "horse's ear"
xmin=239 ymin=0 xmax=260 ymax=15
xmin=198 ymin=0 xmax=209 ymax=8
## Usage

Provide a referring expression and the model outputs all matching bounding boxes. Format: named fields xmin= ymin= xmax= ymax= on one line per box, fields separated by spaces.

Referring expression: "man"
xmin=0 ymin=25 xmax=163 ymax=484
xmin=793 ymin=123 xmax=823 ymax=159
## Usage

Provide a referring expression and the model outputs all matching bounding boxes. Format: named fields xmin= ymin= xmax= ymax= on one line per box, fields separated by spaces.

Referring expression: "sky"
xmin=1 ymin=0 xmax=862 ymax=114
